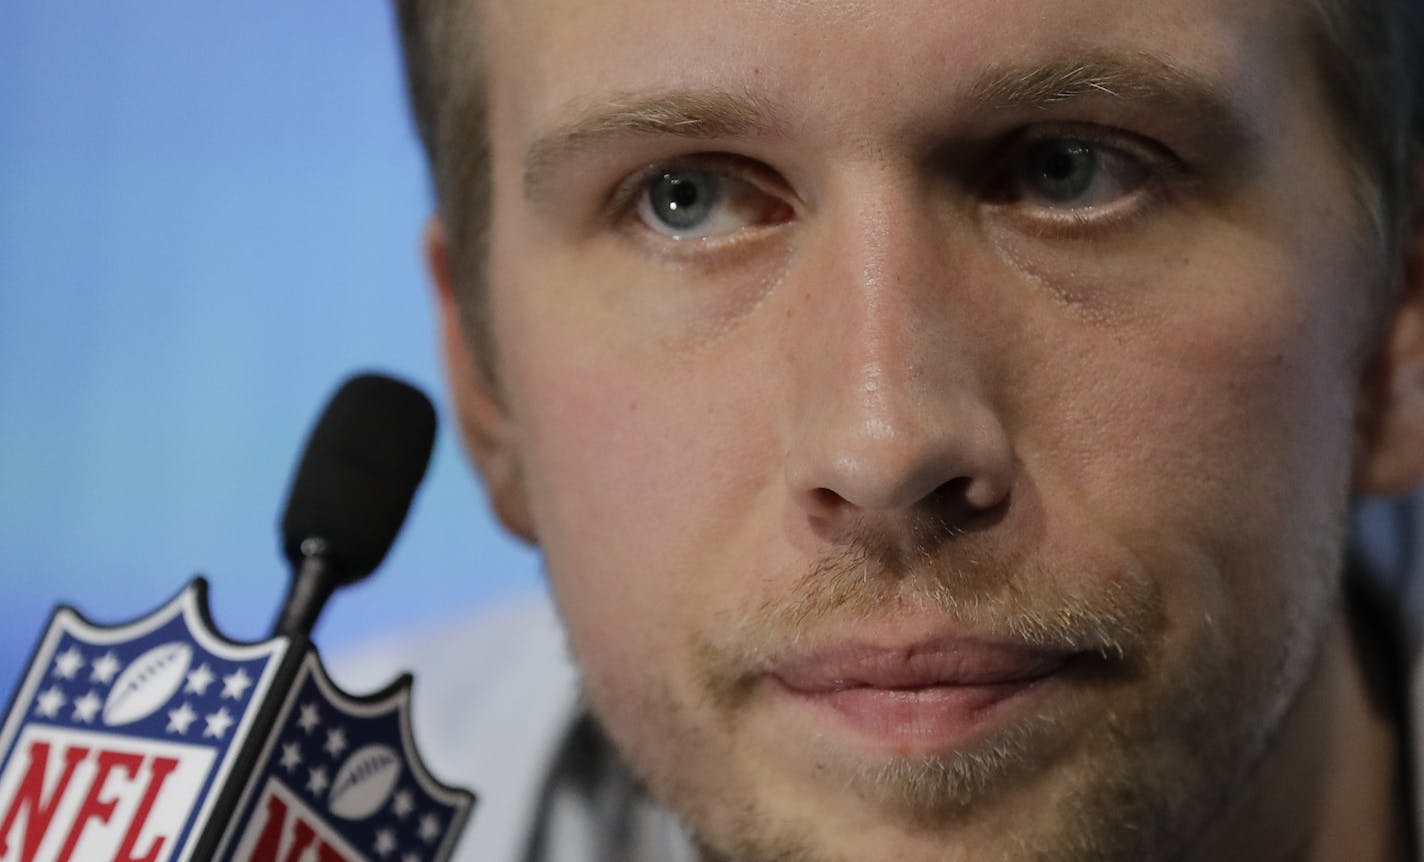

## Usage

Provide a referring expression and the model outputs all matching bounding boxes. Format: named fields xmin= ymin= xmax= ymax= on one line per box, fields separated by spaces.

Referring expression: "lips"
xmin=773 ymin=640 xmax=1070 ymax=691
xmin=768 ymin=639 xmax=1073 ymax=748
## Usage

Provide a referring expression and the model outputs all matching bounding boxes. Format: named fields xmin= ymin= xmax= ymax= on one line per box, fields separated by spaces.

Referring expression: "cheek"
xmin=499 ymin=331 xmax=781 ymax=791
xmin=1015 ymin=242 xmax=1362 ymax=664
xmin=496 ymin=293 xmax=781 ymax=680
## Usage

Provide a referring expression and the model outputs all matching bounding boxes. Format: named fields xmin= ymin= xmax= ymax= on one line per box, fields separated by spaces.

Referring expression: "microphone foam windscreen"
xmin=280 ymin=373 xmax=438 ymax=582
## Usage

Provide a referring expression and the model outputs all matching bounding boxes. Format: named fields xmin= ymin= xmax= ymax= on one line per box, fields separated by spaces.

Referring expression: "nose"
xmin=784 ymin=182 xmax=1015 ymax=539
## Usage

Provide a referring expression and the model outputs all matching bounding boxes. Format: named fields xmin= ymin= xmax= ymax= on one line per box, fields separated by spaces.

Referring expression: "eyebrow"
xmin=522 ymin=53 xmax=1253 ymax=202
xmin=523 ymin=90 xmax=782 ymax=203
xmin=966 ymin=53 xmax=1252 ymax=146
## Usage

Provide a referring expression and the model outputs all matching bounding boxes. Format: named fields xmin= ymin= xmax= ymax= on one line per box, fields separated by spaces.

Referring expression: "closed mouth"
xmin=765 ymin=637 xmax=1077 ymax=749
xmin=771 ymin=638 xmax=1074 ymax=692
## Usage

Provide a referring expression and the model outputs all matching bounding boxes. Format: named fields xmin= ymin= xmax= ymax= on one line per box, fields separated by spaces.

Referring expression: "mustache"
xmin=696 ymin=525 xmax=1165 ymax=703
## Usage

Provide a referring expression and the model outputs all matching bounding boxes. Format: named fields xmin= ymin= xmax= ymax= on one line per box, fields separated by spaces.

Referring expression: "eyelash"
xmin=608 ymin=156 xmax=784 ymax=221
xmin=984 ymin=124 xmax=1188 ymax=231
xmin=605 ymin=125 xmax=1189 ymax=246
xmin=598 ymin=156 xmax=798 ymax=269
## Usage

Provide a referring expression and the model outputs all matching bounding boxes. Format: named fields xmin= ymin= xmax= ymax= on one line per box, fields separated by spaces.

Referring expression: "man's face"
xmin=460 ymin=0 xmax=1387 ymax=858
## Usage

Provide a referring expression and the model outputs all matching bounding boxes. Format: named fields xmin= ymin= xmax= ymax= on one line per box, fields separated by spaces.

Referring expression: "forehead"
xmin=481 ymin=0 xmax=1309 ymax=146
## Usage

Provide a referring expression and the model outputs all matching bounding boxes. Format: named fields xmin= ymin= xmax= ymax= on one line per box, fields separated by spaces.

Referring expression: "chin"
xmin=593 ymin=620 xmax=1326 ymax=862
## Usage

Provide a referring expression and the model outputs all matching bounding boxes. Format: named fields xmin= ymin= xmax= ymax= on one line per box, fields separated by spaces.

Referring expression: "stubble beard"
xmin=576 ymin=511 xmax=1350 ymax=862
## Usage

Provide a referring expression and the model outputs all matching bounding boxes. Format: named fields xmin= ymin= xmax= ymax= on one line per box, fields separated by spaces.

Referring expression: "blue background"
xmin=0 ymin=4 xmax=542 ymax=706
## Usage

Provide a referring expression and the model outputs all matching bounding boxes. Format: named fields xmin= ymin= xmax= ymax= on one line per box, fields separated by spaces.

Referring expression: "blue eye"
xmin=633 ymin=166 xmax=791 ymax=241
xmin=1023 ymin=140 xmax=1097 ymax=203
xmin=646 ymin=170 xmax=725 ymax=233
xmin=1013 ymin=138 xmax=1149 ymax=209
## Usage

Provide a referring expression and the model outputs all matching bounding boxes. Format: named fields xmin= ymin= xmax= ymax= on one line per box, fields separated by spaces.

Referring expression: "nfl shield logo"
xmin=0 ymin=581 xmax=474 ymax=862
xmin=215 ymin=653 xmax=473 ymax=862
xmin=0 ymin=580 xmax=287 ymax=861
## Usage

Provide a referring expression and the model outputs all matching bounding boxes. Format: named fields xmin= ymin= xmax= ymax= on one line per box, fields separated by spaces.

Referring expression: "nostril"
xmin=924 ymin=477 xmax=1009 ymax=528
xmin=787 ymin=398 xmax=1016 ymax=529
xmin=925 ymin=477 xmax=972 ymax=508
xmin=805 ymin=477 xmax=1009 ymax=538
xmin=924 ymin=478 xmax=960 ymax=505
xmin=808 ymin=486 xmax=848 ymax=515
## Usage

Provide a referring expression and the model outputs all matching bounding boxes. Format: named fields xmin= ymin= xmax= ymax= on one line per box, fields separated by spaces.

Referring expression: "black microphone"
xmin=274 ymin=372 xmax=437 ymax=637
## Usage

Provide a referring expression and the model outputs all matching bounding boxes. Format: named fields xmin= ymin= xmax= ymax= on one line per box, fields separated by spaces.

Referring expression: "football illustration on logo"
xmin=329 ymin=743 xmax=402 ymax=820
xmin=103 ymin=641 xmax=193 ymax=726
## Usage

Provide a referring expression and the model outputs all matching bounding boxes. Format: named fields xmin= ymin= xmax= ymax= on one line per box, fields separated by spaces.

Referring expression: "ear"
xmin=425 ymin=218 xmax=538 ymax=543
xmin=1354 ymin=214 xmax=1424 ymax=497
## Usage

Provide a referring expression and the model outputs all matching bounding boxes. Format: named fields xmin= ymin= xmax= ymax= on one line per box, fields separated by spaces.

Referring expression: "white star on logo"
xmin=221 ymin=667 xmax=253 ymax=700
xmin=307 ymin=766 xmax=329 ymax=796
xmin=392 ymin=789 xmax=415 ymax=818
xmin=89 ymin=651 xmax=121 ymax=686
xmin=53 ymin=647 xmax=84 ymax=680
xmin=72 ymin=690 xmax=101 ymax=723
xmin=323 ymin=726 xmax=347 ymax=759
xmin=373 ymin=829 xmax=397 ymax=858
xmin=204 ymin=707 xmax=234 ymax=739
xmin=185 ymin=663 xmax=215 ymax=696
xmin=167 ymin=702 xmax=198 ymax=735
xmin=280 ymin=742 xmax=303 ymax=773
xmin=34 ymin=685 xmax=66 ymax=719
xmin=418 ymin=814 xmax=440 ymax=844
xmin=296 ymin=702 xmax=321 ymax=734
